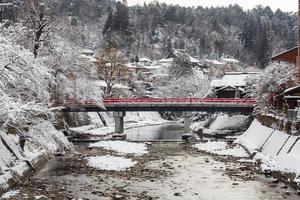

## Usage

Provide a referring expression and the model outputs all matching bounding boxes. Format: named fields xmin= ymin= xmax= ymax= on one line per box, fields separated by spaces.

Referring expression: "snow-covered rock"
xmin=89 ymin=141 xmax=148 ymax=156
xmin=193 ymin=141 xmax=249 ymax=158
xmin=86 ymin=156 xmax=137 ymax=171
xmin=192 ymin=114 xmax=250 ymax=136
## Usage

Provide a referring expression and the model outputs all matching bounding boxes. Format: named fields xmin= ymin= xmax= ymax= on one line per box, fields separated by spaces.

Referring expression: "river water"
xmin=126 ymin=123 xmax=184 ymax=141
xmin=7 ymin=124 xmax=299 ymax=200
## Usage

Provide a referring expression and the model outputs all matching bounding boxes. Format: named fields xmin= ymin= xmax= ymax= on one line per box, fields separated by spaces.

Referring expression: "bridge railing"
xmin=102 ymin=98 xmax=256 ymax=104
xmin=60 ymin=97 xmax=256 ymax=107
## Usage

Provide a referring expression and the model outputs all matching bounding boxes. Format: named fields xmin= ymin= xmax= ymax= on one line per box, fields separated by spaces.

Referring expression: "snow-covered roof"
xmin=82 ymin=49 xmax=94 ymax=54
xmin=284 ymin=85 xmax=300 ymax=94
xmin=189 ymin=56 xmax=201 ymax=63
xmin=79 ymin=54 xmax=97 ymax=62
xmin=220 ymin=57 xmax=239 ymax=63
xmin=211 ymin=73 xmax=257 ymax=88
xmin=95 ymin=81 xmax=129 ymax=89
xmin=204 ymin=59 xmax=225 ymax=65
xmin=139 ymin=58 xmax=151 ymax=62
xmin=284 ymin=96 xmax=300 ymax=99
xmin=215 ymin=85 xmax=244 ymax=92
xmin=158 ymin=58 xmax=173 ymax=63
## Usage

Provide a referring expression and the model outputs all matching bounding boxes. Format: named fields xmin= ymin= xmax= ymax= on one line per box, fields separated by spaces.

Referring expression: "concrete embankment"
xmin=0 ymin=120 xmax=73 ymax=195
xmin=235 ymin=119 xmax=300 ymax=186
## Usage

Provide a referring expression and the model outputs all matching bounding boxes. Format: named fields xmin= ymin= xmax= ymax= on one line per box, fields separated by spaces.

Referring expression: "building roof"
xmin=272 ymin=47 xmax=297 ymax=64
xmin=139 ymin=58 xmax=152 ymax=62
xmin=220 ymin=57 xmax=239 ymax=63
xmin=204 ymin=59 xmax=226 ymax=66
xmin=284 ymin=85 xmax=300 ymax=95
xmin=211 ymin=72 xmax=260 ymax=88
xmin=163 ymin=48 xmax=201 ymax=64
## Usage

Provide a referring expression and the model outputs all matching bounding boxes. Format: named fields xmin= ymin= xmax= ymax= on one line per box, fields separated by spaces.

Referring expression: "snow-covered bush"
xmin=154 ymin=73 xmax=210 ymax=98
xmin=249 ymin=62 xmax=297 ymax=113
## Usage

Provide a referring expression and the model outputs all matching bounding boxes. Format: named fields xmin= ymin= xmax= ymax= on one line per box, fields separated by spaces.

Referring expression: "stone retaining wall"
xmin=256 ymin=114 xmax=300 ymax=136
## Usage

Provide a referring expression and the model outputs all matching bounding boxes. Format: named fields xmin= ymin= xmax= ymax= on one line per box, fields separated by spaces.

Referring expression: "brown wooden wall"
xmin=272 ymin=47 xmax=297 ymax=64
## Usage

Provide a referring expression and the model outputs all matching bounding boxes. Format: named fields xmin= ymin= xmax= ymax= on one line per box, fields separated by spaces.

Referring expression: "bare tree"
xmin=94 ymin=47 xmax=126 ymax=97
xmin=20 ymin=0 xmax=52 ymax=58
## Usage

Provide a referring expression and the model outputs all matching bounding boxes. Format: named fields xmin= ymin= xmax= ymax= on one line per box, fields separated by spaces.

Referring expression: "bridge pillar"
xmin=113 ymin=112 xmax=126 ymax=134
xmin=183 ymin=112 xmax=193 ymax=133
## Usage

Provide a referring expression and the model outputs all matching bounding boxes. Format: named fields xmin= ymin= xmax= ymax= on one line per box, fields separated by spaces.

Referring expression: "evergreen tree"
xmin=103 ymin=7 xmax=113 ymax=36
xmin=169 ymin=51 xmax=193 ymax=78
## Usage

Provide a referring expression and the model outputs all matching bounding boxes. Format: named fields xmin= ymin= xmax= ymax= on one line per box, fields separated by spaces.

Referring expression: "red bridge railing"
xmin=103 ymin=98 xmax=256 ymax=104
xmin=61 ymin=98 xmax=256 ymax=106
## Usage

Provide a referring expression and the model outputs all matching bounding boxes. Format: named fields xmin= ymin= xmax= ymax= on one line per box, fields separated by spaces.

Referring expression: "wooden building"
xmin=272 ymin=47 xmax=297 ymax=64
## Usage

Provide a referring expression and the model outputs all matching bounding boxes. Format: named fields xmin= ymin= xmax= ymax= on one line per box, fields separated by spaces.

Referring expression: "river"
xmin=5 ymin=124 xmax=299 ymax=200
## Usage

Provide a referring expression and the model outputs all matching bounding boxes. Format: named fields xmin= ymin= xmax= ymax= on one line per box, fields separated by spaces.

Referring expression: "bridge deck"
xmin=61 ymin=98 xmax=256 ymax=113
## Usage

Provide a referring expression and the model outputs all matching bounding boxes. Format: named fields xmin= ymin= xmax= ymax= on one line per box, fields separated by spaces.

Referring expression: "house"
xmin=81 ymin=49 xmax=94 ymax=57
xmin=274 ymin=85 xmax=300 ymax=110
xmin=272 ymin=47 xmax=297 ymax=64
xmin=210 ymin=72 xmax=260 ymax=98
xmin=271 ymin=47 xmax=300 ymax=111
xmin=220 ymin=57 xmax=240 ymax=66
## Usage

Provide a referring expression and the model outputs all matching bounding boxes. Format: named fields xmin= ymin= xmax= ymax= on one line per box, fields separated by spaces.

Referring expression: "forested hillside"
xmin=3 ymin=0 xmax=297 ymax=68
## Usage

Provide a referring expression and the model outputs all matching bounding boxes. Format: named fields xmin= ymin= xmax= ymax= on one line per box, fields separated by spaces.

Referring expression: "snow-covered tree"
xmin=0 ymin=28 xmax=52 ymax=127
xmin=169 ymin=51 xmax=193 ymax=78
xmin=249 ymin=62 xmax=297 ymax=113
xmin=20 ymin=0 xmax=52 ymax=58
xmin=94 ymin=47 xmax=126 ymax=97
xmin=154 ymin=73 xmax=210 ymax=98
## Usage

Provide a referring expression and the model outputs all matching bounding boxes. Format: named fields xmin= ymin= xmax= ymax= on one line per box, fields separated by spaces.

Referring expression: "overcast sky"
xmin=127 ymin=0 xmax=297 ymax=12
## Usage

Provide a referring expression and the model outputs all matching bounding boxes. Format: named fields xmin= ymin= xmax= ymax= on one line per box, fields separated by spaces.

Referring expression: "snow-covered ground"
xmin=86 ymin=156 xmax=137 ymax=171
xmin=1 ymin=190 xmax=20 ymax=199
xmin=193 ymin=141 xmax=249 ymax=158
xmin=89 ymin=141 xmax=148 ymax=155
xmin=191 ymin=114 xmax=250 ymax=136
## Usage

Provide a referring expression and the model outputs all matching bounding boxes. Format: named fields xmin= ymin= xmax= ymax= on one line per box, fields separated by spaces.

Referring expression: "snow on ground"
xmin=193 ymin=141 xmax=249 ymax=158
xmin=1 ymin=190 xmax=20 ymax=199
xmin=86 ymin=156 xmax=137 ymax=171
xmin=236 ymin=119 xmax=300 ymax=182
xmin=192 ymin=114 xmax=249 ymax=136
xmin=209 ymin=114 xmax=248 ymax=131
xmin=89 ymin=141 xmax=148 ymax=156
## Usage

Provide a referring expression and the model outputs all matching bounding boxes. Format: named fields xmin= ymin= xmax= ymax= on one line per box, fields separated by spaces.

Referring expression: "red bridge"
xmin=63 ymin=98 xmax=256 ymax=114
xmin=62 ymin=98 xmax=256 ymax=133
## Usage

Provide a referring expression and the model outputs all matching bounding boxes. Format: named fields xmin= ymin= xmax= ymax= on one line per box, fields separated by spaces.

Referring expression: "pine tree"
xmin=102 ymin=7 xmax=113 ymax=36
xmin=169 ymin=51 xmax=193 ymax=78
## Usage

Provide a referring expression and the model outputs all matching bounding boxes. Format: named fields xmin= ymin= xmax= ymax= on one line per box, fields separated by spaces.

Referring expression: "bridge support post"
xmin=113 ymin=112 xmax=126 ymax=134
xmin=183 ymin=112 xmax=193 ymax=133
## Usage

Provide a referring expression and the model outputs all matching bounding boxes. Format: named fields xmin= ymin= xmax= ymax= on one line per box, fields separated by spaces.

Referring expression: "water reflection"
xmin=126 ymin=124 xmax=184 ymax=141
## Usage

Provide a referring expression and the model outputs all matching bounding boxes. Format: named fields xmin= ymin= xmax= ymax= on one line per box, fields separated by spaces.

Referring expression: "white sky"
xmin=127 ymin=0 xmax=298 ymax=12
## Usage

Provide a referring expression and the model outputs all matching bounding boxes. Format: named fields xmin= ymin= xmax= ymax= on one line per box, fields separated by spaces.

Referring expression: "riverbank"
xmin=0 ymin=120 xmax=73 ymax=195
xmin=3 ymin=141 xmax=299 ymax=200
